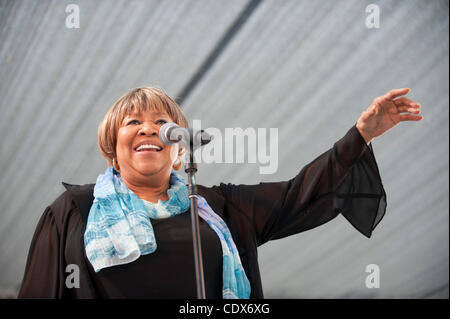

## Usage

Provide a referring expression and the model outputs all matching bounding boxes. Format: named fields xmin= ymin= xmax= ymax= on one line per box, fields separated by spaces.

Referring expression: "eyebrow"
xmin=122 ymin=113 xmax=172 ymax=125
xmin=124 ymin=112 xmax=170 ymax=118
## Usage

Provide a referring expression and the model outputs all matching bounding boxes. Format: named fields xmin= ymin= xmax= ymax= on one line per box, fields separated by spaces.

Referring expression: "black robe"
xmin=18 ymin=124 xmax=386 ymax=299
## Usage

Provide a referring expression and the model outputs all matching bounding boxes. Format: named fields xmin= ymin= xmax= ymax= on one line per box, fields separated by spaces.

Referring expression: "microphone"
xmin=159 ymin=122 xmax=213 ymax=149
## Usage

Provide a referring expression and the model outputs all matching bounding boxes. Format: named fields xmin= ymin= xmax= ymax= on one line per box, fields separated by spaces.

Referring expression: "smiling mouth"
xmin=134 ymin=144 xmax=163 ymax=152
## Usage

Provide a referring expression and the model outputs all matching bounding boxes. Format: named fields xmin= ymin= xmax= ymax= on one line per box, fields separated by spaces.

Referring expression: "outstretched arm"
xmin=217 ymin=88 xmax=422 ymax=244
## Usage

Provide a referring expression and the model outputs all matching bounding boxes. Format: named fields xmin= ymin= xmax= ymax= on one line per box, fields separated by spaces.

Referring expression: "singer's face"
xmin=115 ymin=110 xmax=180 ymax=184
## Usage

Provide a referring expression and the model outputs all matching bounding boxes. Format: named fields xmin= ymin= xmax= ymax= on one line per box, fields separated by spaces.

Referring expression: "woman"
xmin=18 ymin=87 xmax=423 ymax=298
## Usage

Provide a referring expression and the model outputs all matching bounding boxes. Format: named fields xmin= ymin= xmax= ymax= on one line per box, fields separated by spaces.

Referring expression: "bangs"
xmin=114 ymin=88 xmax=188 ymax=128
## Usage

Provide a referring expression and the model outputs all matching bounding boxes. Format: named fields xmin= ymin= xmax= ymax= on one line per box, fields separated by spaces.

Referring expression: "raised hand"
xmin=356 ymin=88 xmax=423 ymax=144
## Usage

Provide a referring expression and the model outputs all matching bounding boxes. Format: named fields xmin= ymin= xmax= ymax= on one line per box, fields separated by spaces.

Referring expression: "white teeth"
xmin=136 ymin=144 xmax=162 ymax=151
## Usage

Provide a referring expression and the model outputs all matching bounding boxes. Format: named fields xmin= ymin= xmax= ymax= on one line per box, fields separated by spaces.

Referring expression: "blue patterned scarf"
xmin=84 ymin=167 xmax=251 ymax=299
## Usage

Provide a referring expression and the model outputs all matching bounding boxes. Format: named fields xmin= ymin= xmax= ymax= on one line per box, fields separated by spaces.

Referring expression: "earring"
xmin=173 ymin=158 xmax=182 ymax=170
xmin=112 ymin=158 xmax=120 ymax=171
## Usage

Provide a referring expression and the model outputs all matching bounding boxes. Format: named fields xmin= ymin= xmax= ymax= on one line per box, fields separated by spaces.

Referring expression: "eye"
xmin=156 ymin=119 xmax=167 ymax=125
xmin=127 ymin=119 xmax=140 ymax=125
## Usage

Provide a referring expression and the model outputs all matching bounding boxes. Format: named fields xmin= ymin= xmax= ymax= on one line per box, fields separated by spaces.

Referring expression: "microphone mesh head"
xmin=159 ymin=122 xmax=178 ymax=145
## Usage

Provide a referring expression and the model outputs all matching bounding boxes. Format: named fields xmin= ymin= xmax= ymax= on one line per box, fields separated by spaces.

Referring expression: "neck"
xmin=121 ymin=171 xmax=171 ymax=203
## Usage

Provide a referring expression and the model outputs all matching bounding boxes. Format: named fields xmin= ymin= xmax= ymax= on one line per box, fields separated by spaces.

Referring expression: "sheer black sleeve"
xmin=18 ymin=206 xmax=65 ymax=298
xmin=218 ymin=124 xmax=387 ymax=246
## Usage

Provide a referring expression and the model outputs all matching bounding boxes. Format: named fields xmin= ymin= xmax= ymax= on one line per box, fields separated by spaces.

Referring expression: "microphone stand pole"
xmin=184 ymin=138 xmax=206 ymax=299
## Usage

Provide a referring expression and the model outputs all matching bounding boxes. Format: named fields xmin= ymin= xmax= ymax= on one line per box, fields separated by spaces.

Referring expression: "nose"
xmin=138 ymin=123 xmax=158 ymax=136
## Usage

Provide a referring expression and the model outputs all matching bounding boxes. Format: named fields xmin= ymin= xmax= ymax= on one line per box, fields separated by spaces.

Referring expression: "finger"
xmin=368 ymin=103 xmax=377 ymax=115
xmin=398 ymin=114 xmax=423 ymax=122
xmin=393 ymin=96 xmax=421 ymax=107
xmin=397 ymin=106 xmax=421 ymax=114
xmin=384 ymin=88 xmax=410 ymax=100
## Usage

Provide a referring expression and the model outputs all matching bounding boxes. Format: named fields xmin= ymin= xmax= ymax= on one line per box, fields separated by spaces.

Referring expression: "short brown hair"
xmin=97 ymin=87 xmax=189 ymax=165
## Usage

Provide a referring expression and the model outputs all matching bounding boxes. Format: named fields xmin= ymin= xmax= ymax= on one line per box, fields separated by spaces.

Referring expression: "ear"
xmin=178 ymin=146 xmax=187 ymax=157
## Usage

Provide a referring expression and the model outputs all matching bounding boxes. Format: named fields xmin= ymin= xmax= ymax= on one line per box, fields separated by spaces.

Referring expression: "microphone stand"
xmin=184 ymin=138 xmax=206 ymax=299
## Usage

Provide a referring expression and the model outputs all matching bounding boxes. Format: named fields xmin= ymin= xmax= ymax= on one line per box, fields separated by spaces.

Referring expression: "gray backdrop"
xmin=0 ymin=0 xmax=448 ymax=298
